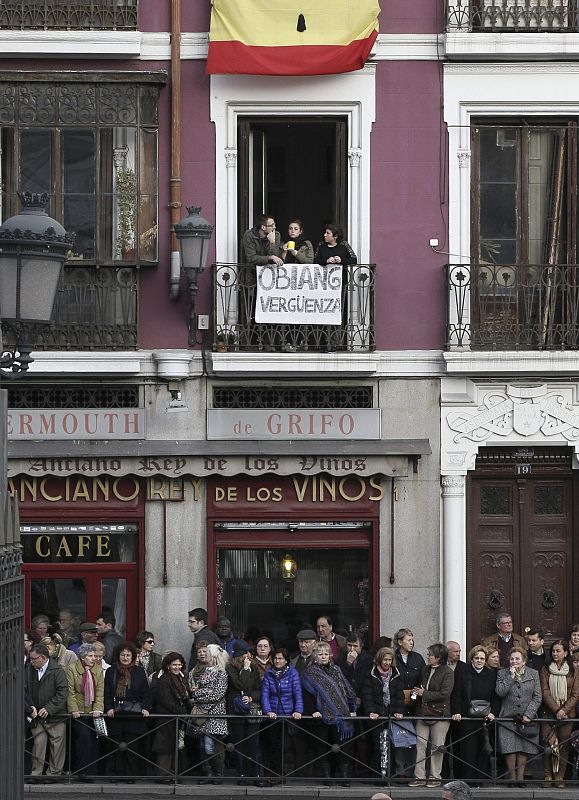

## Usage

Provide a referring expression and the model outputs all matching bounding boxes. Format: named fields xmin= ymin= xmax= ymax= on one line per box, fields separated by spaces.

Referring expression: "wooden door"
xmin=467 ymin=448 xmax=576 ymax=646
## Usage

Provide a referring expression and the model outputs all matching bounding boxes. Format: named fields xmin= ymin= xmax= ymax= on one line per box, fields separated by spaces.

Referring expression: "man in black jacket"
xmin=187 ymin=607 xmax=221 ymax=670
xmin=25 ymin=644 xmax=68 ymax=778
xmin=525 ymin=628 xmax=547 ymax=672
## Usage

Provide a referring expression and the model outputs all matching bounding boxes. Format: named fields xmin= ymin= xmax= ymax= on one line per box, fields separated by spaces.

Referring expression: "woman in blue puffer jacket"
xmin=261 ymin=648 xmax=303 ymax=784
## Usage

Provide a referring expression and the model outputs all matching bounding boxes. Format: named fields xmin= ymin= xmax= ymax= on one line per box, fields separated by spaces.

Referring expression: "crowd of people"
xmin=23 ymin=608 xmax=579 ymax=787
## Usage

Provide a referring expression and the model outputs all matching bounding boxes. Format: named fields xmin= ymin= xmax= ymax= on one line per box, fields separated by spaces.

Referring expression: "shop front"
xmin=207 ymin=473 xmax=381 ymax=643
xmin=10 ymin=474 xmax=144 ymax=639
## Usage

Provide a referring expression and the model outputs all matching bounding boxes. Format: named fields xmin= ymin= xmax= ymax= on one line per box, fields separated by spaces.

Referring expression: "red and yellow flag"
xmin=207 ymin=1 xmax=380 ymax=77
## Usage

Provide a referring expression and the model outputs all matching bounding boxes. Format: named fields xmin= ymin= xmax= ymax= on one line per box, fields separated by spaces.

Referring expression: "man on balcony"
xmin=242 ymin=213 xmax=284 ymax=266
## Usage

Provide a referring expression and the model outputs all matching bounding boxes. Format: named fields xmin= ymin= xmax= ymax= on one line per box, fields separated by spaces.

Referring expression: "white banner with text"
xmin=255 ymin=263 xmax=342 ymax=324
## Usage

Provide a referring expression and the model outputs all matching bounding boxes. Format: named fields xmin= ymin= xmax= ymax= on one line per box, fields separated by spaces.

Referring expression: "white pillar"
xmin=441 ymin=474 xmax=467 ymax=646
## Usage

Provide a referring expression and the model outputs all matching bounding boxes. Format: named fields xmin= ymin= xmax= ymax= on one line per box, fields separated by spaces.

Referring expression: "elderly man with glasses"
xmin=25 ymin=643 xmax=68 ymax=780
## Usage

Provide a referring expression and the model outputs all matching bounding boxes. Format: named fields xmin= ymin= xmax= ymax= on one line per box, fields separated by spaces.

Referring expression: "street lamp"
xmin=0 ymin=191 xmax=71 ymax=800
xmin=173 ymin=205 xmax=214 ymax=345
xmin=0 ymin=191 xmax=72 ymax=377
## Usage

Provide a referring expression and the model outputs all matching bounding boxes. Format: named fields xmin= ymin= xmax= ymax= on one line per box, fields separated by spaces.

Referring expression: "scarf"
xmin=169 ymin=670 xmax=190 ymax=701
xmin=138 ymin=651 xmax=151 ymax=673
xmin=114 ymin=661 xmax=134 ymax=698
xmin=548 ymin=660 xmax=570 ymax=706
xmin=271 ymin=665 xmax=288 ymax=680
xmin=190 ymin=663 xmax=206 ymax=684
xmin=301 ymin=662 xmax=356 ymax=740
xmin=513 ymin=666 xmax=525 ymax=683
xmin=377 ymin=666 xmax=392 ymax=710
xmin=81 ymin=666 xmax=95 ymax=707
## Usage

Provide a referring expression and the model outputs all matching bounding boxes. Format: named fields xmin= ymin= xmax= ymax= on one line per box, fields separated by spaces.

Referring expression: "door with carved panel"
xmin=467 ymin=448 xmax=576 ymax=646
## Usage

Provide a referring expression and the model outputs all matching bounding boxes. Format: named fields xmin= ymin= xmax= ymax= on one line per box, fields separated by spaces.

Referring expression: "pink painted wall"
xmin=382 ymin=0 xmax=443 ymax=34
xmin=371 ymin=61 xmax=447 ymax=350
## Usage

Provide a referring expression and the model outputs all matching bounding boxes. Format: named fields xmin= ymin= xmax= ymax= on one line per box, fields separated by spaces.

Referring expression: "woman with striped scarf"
xmin=301 ymin=641 xmax=357 ymax=785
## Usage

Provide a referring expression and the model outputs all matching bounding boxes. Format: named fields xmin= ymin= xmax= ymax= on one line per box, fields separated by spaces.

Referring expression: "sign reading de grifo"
xmin=255 ymin=263 xmax=342 ymax=325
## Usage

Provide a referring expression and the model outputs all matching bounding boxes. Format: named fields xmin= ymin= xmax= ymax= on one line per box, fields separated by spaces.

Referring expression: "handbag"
xmin=189 ymin=702 xmax=207 ymax=727
xmin=390 ymin=719 xmax=417 ymax=748
xmin=516 ymin=720 xmax=539 ymax=738
xmin=469 ymin=699 xmax=491 ymax=718
xmin=114 ymin=699 xmax=142 ymax=714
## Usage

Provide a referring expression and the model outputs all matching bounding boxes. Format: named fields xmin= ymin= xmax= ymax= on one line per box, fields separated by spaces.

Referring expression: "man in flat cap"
xmin=292 ymin=629 xmax=317 ymax=674
xmin=68 ymin=621 xmax=98 ymax=655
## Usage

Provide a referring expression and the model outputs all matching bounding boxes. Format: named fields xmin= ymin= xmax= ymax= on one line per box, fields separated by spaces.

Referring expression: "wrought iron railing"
xmin=0 ymin=0 xmax=138 ymax=30
xmin=213 ymin=262 xmax=375 ymax=353
xmin=446 ymin=262 xmax=579 ymax=350
xmin=2 ymin=266 xmax=138 ymax=351
xmin=446 ymin=0 xmax=578 ymax=31
xmin=23 ymin=713 xmax=579 ymax=786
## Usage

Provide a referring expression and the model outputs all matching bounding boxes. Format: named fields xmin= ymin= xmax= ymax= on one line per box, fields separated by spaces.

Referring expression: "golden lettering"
xmin=293 ymin=476 xmax=308 ymax=502
xmin=112 ymin=477 xmax=139 ymax=501
xmin=147 ymin=477 xmax=167 ymax=500
xmin=96 ymin=535 xmax=111 ymax=558
xmin=368 ymin=476 xmax=384 ymax=501
xmin=320 ymin=477 xmax=337 ymax=502
xmin=72 ymin=478 xmax=91 ymax=502
xmin=169 ymin=479 xmax=184 ymax=501
xmin=215 ymin=486 xmax=225 ymax=501
xmin=35 ymin=535 xmax=50 ymax=558
xmin=78 ymin=535 xmax=91 ymax=558
xmin=39 ymin=478 xmax=62 ymax=502
xmin=55 ymin=536 xmax=73 ymax=558
xmin=93 ymin=477 xmax=110 ymax=501
xmin=191 ymin=478 xmax=202 ymax=501
xmin=338 ymin=477 xmax=366 ymax=502
xmin=271 ymin=487 xmax=283 ymax=502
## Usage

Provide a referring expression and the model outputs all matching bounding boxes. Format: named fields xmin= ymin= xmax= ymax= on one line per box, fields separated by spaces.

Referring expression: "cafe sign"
xmin=207 ymin=408 xmax=381 ymax=440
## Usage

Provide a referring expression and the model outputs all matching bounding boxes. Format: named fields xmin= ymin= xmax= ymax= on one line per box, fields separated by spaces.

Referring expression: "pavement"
xmin=23 ymin=783 xmax=579 ymax=799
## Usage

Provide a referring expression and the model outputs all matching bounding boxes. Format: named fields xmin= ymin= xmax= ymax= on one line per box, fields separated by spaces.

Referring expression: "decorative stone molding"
xmin=348 ymin=149 xmax=362 ymax=168
xmin=441 ymin=474 xmax=465 ymax=496
xmin=457 ymin=149 xmax=470 ymax=168
xmin=224 ymin=149 xmax=237 ymax=168
xmin=442 ymin=379 xmax=579 ymax=474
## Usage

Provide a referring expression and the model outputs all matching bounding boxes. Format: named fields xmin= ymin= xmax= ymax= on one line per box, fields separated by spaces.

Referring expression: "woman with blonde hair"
xmin=495 ymin=645 xmax=541 ymax=787
xmin=189 ymin=642 xmax=229 ymax=783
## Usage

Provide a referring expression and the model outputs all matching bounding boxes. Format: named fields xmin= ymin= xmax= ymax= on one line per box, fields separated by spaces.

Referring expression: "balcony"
xmin=2 ymin=266 xmax=137 ymax=351
xmin=0 ymin=0 xmax=138 ymax=30
xmin=446 ymin=262 xmax=579 ymax=350
xmin=446 ymin=0 xmax=577 ymax=31
xmin=213 ymin=262 xmax=375 ymax=353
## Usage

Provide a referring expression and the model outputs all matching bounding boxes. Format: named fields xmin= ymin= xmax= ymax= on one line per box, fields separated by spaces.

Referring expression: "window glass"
xmin=20 ymin=129 xmax=52 ymax=195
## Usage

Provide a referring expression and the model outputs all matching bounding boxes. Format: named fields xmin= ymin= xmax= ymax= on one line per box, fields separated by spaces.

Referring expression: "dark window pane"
xmin=480 ymin=485 xmax=510 ymax=515
xmin=62 ymin=130 xmax=95 ymax=193
xmin=534 ymin=485 xmax=564 ymax=515
xmin=20 ymin=129 xmax=52 ymax=194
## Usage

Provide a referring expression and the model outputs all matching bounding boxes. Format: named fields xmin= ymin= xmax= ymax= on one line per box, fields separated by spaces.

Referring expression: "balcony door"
xmin=237 ymin=118 xmax=347 ymax=259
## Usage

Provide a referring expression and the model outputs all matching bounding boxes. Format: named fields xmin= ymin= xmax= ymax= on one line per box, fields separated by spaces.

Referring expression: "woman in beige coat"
xmin=540 ymin=639 xmax=579 ymax=787
xmin=67 ymin=643 xmax=104 ymax=779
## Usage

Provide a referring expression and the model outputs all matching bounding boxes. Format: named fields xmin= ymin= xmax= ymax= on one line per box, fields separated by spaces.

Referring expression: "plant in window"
xmin=115 ymin=165 xmax=136 ymax=259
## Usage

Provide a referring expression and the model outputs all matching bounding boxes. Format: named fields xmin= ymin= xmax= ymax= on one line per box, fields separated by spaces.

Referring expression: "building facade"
xmin=10 ymin=1 xmax=576 ymax=659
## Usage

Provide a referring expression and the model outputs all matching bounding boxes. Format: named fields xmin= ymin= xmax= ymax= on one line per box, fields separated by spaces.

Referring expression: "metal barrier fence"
xmin=24 ymin=712 xmax=579 ymax=786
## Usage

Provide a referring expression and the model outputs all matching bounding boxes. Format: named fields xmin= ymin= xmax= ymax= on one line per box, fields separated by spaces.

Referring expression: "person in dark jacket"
xmin=227 ymin=643 xmax=263 ymax=782
xmin=261 ymin=648 xmax=303 ymax=784
xmin=135 ymin=630 xmax=163 ymax=678
xmin=337 ymin=634 xmax=373 ymax=703
xmin=301 ymin=641 xmax=357 ymax=786
xmin=362 ymin=646 xmax=405 ymax=778
xmin=241 ymin=213 xmax=283 ymax=266
xmin=450 ymin=645 xmax=499 ymax=784
xmin=26 ymin=643 xmax=68 ymax=777
xmin=104 ymin=641 xmax=152 ymax=780
xmin=152 ymin=652 xmax=192 ymax=780
xmin=187 ymin=608 xmax=222 ymax=671
xmin=393 ymin=628 xmax=426 ymax=783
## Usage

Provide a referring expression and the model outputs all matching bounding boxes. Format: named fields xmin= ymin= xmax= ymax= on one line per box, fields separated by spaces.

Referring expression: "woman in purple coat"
xmin=260 ymin=648 xmax=303 ymax=784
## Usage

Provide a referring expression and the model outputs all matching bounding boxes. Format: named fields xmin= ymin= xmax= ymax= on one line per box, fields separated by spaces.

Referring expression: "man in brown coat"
xmin=481 ymin=612 xmax=527 ymax=668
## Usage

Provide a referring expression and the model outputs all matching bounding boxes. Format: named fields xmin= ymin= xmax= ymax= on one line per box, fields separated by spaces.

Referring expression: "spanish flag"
xmin=207 ymin=1 xmax=380 ymax=77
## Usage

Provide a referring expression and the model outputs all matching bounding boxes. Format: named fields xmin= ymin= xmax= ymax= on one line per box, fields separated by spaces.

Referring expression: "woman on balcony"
xmin=279 ymin=219 xmax=314 ymax=351
xmin=314 ymin=224 xmax=357 ymax=352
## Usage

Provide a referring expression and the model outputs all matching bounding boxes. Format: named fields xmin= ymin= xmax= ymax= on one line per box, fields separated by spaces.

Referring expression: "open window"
xmin=470 ymin=120 xmax=579 ymax=348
